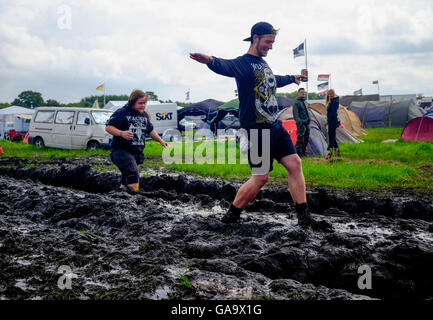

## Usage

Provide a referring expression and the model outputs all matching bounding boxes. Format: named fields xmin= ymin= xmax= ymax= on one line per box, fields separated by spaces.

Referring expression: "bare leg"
xmin=279 ymin=154 xmax=306 ymax=204
xmin=233 ymin=174 xmax=269 ymax=208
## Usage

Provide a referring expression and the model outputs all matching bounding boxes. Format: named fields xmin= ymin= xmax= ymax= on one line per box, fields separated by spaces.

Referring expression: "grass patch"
xmin=0 ymin=140 xmax=109 ymax=159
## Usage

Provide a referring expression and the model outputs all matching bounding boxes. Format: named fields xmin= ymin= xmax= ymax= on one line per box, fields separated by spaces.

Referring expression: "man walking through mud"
xmin=190 ymin=22 xmax=332 ymax=231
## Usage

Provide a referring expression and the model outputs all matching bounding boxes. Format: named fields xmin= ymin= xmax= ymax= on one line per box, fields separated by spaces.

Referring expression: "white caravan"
xmin=28 ymin=107 xmax=113 ymax=149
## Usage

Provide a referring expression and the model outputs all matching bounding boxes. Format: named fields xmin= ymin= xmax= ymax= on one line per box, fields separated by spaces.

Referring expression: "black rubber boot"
xmin=295 ymin=203 xmax=334 ymax=233
xmin=295 ymin=203 xmax=313 ymax=228
xmin=222 ymin=204 xmax=242 ymax=223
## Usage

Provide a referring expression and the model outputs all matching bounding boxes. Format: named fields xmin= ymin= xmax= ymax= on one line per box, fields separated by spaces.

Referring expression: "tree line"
xmin=0 ymin=90 xmax=193 ymax=109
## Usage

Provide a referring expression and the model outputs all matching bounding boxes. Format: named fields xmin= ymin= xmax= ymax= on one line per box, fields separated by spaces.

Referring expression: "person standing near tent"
xmin=190 ymin=21 xmax=332 ymax=231
xmin=293 ymin=88 xmax=310 ymax=157
xmin=325 ymin=89 xmax=340 ymax=158
xmin=106 ymin=89 xmax=168 ymax=191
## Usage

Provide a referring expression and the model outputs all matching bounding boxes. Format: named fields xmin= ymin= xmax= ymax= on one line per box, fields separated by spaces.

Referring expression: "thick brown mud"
xmin=0 ymin=157 xmax=432 ymax=300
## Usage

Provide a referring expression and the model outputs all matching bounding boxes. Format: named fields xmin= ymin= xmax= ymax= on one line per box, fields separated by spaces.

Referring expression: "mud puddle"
xmin=0 ymin=160 xmax=433 ymax=300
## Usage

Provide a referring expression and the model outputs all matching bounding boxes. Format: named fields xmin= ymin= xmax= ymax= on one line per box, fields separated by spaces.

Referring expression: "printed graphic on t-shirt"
xmin=252 ymin=62 xmax=279 ymax=124
xmin=126 ymin=116 xmax=149 ymax=145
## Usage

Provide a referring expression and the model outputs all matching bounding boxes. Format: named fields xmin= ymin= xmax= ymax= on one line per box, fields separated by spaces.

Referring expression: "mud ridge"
xmin=0 ymin=163 xmax=432 ymax=222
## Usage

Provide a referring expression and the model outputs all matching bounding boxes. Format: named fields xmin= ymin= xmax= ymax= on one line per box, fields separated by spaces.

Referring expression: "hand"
xmin=190 ymin=53 xmax=213 ymax=64
xmin=294 ymin=75 xmax=304 ymax=85
xmin=160 ymin=140 xmax=169 ymax=148
xmin=120 ymin=130 xmax=133 ymax=140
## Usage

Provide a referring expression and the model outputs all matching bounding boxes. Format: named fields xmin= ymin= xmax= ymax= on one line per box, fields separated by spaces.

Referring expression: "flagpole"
xmin=305 ymin=38 xmax=308 ymax=99
xmin=377 ymin=82 xmax=380 ymax=96
xmin=103 ymin=84 xmax=106 ymax=107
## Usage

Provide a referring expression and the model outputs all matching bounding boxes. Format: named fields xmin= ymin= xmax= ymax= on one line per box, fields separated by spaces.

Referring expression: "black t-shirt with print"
xmin=106 ymin=105 xmax=154 ymax=155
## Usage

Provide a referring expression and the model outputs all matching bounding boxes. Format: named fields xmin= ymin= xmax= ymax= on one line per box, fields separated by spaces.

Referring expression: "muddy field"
xmin=0 ymin=157 xmax=432 ymax=300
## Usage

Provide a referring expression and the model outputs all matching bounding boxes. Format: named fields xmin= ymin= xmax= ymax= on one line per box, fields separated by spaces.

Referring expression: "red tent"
xmin=281 ymin=120 xmax=297 ymax=145
xmin=401 ymin=117 xmax=433 ymax=141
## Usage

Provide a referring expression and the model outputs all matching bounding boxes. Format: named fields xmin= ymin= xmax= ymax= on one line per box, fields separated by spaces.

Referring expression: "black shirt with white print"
xmin=106 ymin=104 xmax=154 ymax=155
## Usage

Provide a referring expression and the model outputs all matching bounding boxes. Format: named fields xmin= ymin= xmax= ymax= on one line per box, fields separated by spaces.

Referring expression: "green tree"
xmin=45 ymin=99 xmax=61 ymax=107
xmin=145 ymin=91 xmax=158 ymax=101
xmin=278 ymin=91 xmax=320 ymax=100
xmin=0 ymin=103 xmax=10 ymax=109
xmin=12 ymin=90 xmax=44 ymax=108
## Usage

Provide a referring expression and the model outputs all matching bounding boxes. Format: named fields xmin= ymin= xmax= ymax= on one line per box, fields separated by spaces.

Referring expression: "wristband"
xmin=119 ymin=131 xmax=123 ymax=138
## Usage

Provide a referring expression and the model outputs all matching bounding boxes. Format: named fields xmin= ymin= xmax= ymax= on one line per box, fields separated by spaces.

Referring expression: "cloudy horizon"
xmin=1 ymin=0 xmax=432 ymax=104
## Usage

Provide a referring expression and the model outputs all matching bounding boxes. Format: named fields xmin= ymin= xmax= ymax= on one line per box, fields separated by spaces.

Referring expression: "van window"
xmin=34 ymin=111 xmax=55 ymax=123
xmin=91 ymin=111 xmax=112 ymax=124
xmin=55 ymin=111 xmax=75 ymax=124
xmin=77 ymin=112 xmax=90 ymax=125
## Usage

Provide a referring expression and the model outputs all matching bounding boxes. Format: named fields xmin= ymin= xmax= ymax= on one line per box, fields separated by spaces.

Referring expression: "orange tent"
xmin=309 ymin=103 xmax=367 ymax=136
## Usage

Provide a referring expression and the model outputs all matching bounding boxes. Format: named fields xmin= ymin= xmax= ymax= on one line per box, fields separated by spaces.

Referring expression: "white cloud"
xmin=0 ymin=0 xmax=432 ymax=104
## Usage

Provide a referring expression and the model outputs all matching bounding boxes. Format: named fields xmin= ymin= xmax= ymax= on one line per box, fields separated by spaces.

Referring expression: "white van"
xmin=28 ymin=107 xmax=113 ymax=149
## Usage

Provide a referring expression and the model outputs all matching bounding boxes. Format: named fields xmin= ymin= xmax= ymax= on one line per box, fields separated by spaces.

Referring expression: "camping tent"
xmin=208 ymin=109 xmax=240 ymax=133
xmin=177 ymin=99 xmax=224 ymax=131
xmin=401 ymin=117 xmax=433 ymax=141
xmin=277 ymin=106 xmax=361 ymax=155
xmin=339 ymin=94 xmax=379 ymax=107
xmin=212 ymin=97 xmax=294 ymax=132
xmin=308 ymin=103 xmax=367 ymax=136
xmin=276 ymin=96 xmax=294 ymax=108
xmin=0 ymin=106 xmax=34 ymax=139
xmin=277 ymin=107 xmax=327 ymax=156
xmin=348 ymin=100 xmax=422 ymax=128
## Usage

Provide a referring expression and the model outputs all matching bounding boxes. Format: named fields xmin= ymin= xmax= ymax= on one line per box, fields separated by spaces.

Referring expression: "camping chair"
xmin=6 ymin=129 xmax=16 ymax=141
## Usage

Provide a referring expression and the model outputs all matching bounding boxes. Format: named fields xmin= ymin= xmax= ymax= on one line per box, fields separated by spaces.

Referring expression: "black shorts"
xmin=243 ymin=124 xmax=296 ymax=175
xmin=110 ymin=149 xmax=143 ymax=185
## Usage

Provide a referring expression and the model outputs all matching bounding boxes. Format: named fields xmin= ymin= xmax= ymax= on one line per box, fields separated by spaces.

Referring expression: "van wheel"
xmin=87 ymin=141 xmax=100 ymax=150
xmin=34 ymin=137 xmax=45 ymax=148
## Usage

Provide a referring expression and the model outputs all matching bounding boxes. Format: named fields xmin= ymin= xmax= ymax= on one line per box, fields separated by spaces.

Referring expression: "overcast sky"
xmin=1 ymin=0 xmax=432 ymax=104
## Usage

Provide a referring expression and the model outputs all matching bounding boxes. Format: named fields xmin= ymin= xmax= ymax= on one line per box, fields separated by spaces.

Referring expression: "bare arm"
xmin=190 ymin=53 xmax=213 ymax=64
xmin=149 ymin=130 xmax=168 ymax=148
xmin=105 ymin=125 xmax=133 ymax=140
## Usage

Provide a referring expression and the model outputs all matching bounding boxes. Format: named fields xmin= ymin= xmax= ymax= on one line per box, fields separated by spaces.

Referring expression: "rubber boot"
xmin=222 ymin=203 xmax=242 ymax=223
xmin=326 ymin=148 xmax=333 ymax=159
xmin=295 ymin=203 xmax=313 ymax=228
xmin=295 ymin=203 xmax=334 ymax=233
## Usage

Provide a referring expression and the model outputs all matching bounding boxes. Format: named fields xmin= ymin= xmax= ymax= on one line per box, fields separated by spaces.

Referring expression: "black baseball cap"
xmin=243 ymin=21 xmax=278 ymax=42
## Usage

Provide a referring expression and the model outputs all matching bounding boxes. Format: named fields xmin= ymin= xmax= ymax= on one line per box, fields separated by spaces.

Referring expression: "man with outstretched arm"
xmin=190 ymin=21 xmax=332 ymax=231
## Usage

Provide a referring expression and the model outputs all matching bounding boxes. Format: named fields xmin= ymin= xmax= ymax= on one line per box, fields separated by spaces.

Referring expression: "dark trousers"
xmin=110 ymin=149 xmax=142 ymax=185
xmin=327 ymin=123 xmax=339 ymax=150
xmin=295 ymin=123 xmax=310 ymax=156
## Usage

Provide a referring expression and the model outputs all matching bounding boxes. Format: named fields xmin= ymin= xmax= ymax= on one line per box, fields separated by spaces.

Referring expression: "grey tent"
xmin=348 ymin=100 xmax=422 ymax=128
xmin=339 ymin=94 xmax=379 ymax=107
xmin=277 ymin=107 xmax=327 ymax=156
xmin=277 ymin=106 xmax=361 ymax=156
